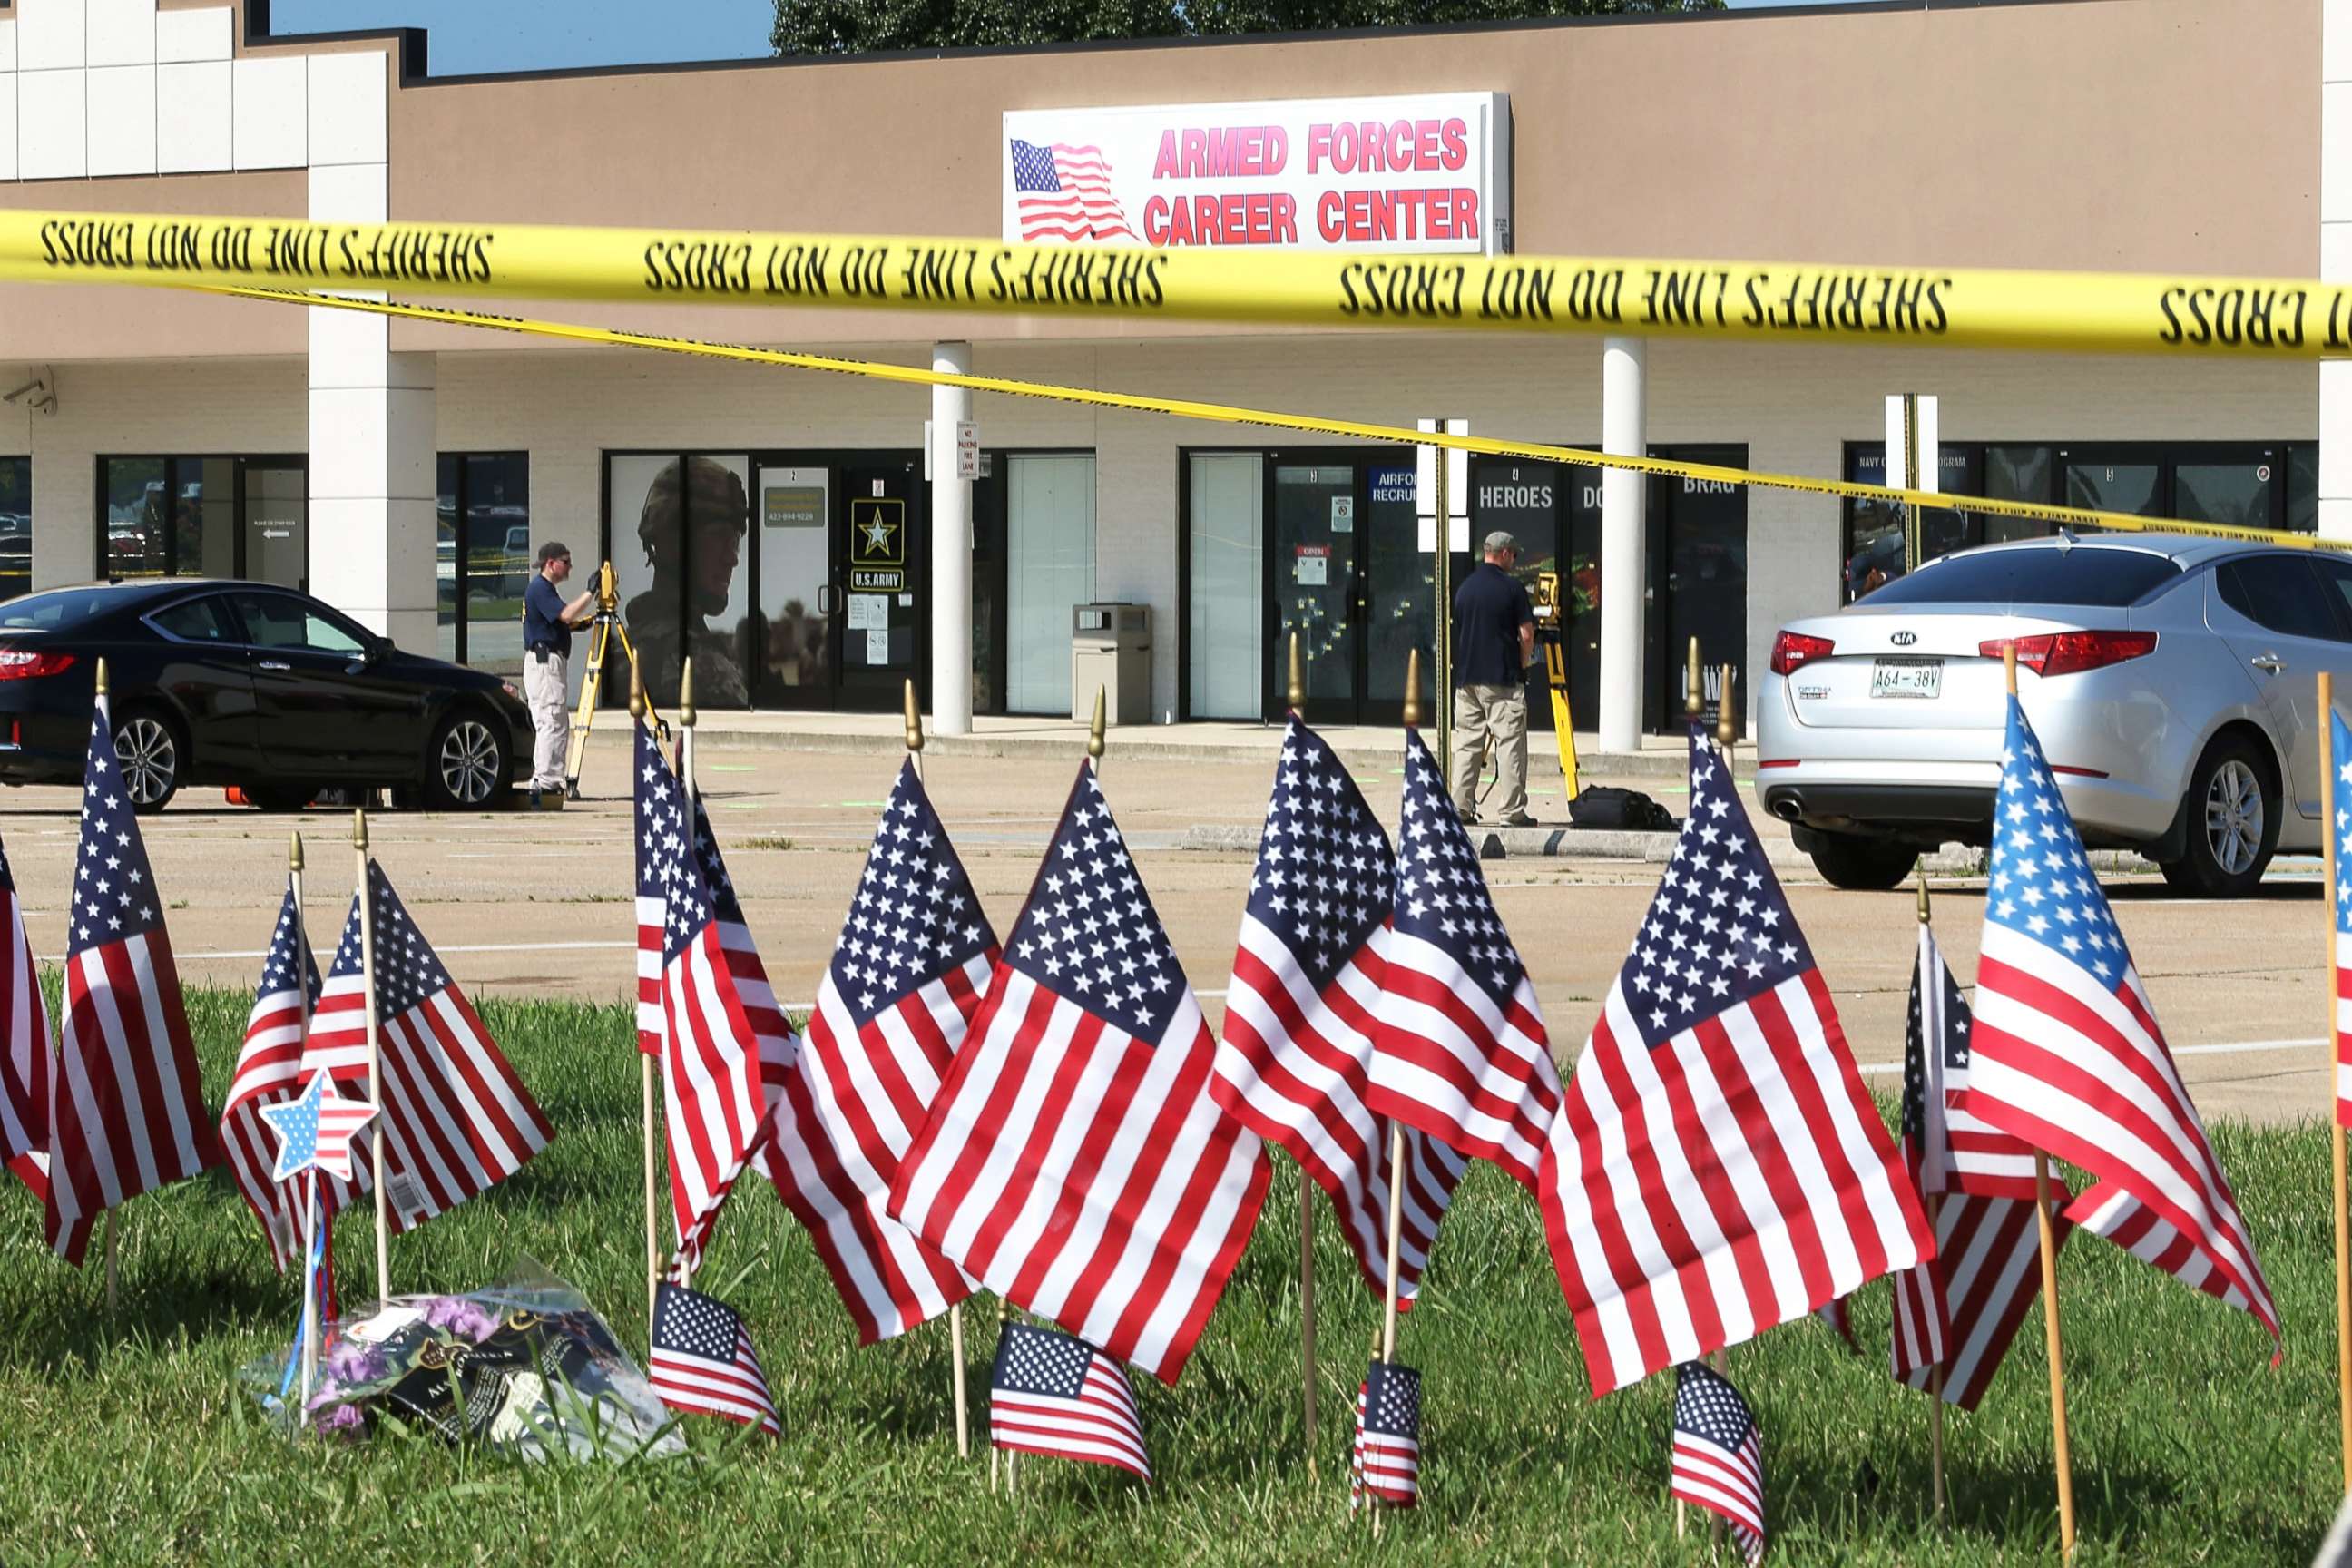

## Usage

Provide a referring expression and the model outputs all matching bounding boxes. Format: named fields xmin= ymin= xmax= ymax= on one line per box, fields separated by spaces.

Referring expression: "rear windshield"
xmin=1860 ymin=548 xmax=2182 ymax=608
xmin=0 ymin=589 xmax=122 ymax=632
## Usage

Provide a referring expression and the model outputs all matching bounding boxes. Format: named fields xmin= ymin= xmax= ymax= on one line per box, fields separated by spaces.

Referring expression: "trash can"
xmin=1071 ymin=603 xmax=1152 ymax=725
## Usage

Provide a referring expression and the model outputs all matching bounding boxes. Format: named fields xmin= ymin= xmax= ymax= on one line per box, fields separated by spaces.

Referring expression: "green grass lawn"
xmin=0 ymin=987 xmax=2337 ymax=1564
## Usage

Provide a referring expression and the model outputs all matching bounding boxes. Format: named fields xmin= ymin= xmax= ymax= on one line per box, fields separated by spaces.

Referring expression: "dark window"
xmin=2309 ymin=555 xmax=2352 ymax=629
xmin=229 ymin=591 xmax=368 ymax=655
xmin=1866 ymin=546 xmax=2182 ymax=607
xmin=0 ymin=456 xmax=28 ymax=602
xmin=148 ymin=594 xmax=238 ymax=642
xmin=0 ymin=587 xmax=117 ymax=632
xmin=97 ymin=456 xmax=304 ymax=581
xmin=2220 ymin=556 xmax=2347 ymax=642
xmin=436 ymin=452 xmax=531 ymax=674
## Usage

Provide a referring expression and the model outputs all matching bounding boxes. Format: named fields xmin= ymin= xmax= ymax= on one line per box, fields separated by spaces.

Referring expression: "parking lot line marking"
xmin=1856 ymin=1034 xmax=2325 ymax=1076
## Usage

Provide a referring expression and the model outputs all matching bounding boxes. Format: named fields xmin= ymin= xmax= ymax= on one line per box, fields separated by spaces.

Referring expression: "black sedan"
xmin=0 ymin=580 xmax=534 ymax=812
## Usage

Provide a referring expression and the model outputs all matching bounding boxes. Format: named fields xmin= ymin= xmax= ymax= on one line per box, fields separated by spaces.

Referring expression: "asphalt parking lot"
xmin=0 ymin=732 xmax=2329 ymax=1128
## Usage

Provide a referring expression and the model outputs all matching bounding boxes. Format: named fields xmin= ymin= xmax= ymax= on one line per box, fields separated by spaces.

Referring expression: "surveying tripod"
xmin=561 ymin=559 xmax=669 ymax=801
xmin=1529 ymin=569 xmax=1582 ymax=799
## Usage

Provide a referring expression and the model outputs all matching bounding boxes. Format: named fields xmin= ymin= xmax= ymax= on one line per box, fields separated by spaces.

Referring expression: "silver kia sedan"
xmin=1756 ymin=533 xmax=2352 ymax=896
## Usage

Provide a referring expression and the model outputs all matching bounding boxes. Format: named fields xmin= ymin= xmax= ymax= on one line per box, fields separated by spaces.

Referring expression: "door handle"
xmin=2250 ymin=653 xmax=2285 ymax=674
xmin=256 ymin=659 xmax=291 ymax=671
xmin=817 ymin=585 xmax=836 ymax=616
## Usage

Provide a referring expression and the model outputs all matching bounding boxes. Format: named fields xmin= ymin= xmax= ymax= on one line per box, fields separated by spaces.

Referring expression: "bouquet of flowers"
xmin=245 ymin=1258 xmax=685 ymax=1463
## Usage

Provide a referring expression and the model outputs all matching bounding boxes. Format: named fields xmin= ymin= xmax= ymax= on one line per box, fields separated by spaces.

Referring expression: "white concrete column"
xmin=1599 ymin=336 xmax=1649 ymax=750
xmin=930 ymin=340 xmax=975 ymax=734
xmin=2325 ymin=0 xmax=2352 ymax=540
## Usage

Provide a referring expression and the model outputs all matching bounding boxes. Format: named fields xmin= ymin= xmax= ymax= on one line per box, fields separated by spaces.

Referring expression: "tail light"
xmin=1978 ymin=632 xmax=2158 ymax=678
xmin=1769 ymin=631 xmax=1835 ymax=676
xmin=0 ymin=649 xmax=77 ymax=681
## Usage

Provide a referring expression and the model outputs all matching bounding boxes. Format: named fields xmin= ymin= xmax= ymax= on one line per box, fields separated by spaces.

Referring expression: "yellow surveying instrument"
xmin=562 ymin=559 xmax=668 ymax=800
xmin=1530 ymin=569 xmax=1581 ymax=800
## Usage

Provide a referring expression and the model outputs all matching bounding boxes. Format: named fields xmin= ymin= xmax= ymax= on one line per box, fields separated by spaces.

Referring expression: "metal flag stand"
xmin=906 ymin=678 xmax=973 ymax=1465
xmin=564 ymin=559 xmax=670 ymax=801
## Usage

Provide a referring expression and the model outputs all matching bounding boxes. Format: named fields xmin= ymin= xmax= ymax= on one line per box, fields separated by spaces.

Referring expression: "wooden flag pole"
xmin=290 ymin=829 xmax=319 ymax=1416
xmin=353 ymin=805 xmax=390 ymax=1311
xmin=1286 ymin=634 xmax=1320 ymax=1477
xmin=632 ymin=667 xmax=662 ymax=1343
xmin=2006 ymin=642 xmax=2076 ymax=1556
xmin=1916 ymin=870 xmax=1947 ymax=1524
xmin=907 ymin=679 xmax=973 ymax=1465
xmin=2325 ymin=669 xmax=2352 ymax=1497
xmin=94 ymin=656 xmax=119 ymax=1317
xmin=1373 ymin=650 xmax=1425 ymax=1540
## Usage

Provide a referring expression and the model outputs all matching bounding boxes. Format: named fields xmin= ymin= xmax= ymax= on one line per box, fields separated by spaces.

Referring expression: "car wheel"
xmin=2159 ymin=734 xmax=2278 ymax=897
xmin=111 ymin=707 xmax=182 ymax=814
xmin=1806 ymin=833 xmax=1919 ymax=891
xmin=242 ymin=783 xmax=318 ymax=812
xmin=425 ymin=708 xmax=510 ymax=810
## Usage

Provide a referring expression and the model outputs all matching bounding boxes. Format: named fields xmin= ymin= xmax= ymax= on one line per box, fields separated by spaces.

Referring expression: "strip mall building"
xmin=0 ymin=0 xmax=2334 ymax=747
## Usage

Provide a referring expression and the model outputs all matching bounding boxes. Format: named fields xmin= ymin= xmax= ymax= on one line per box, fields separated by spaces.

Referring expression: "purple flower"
xmin=423 ymin=1295 xmax=502 ymax=1344
xmin=312 ymin=1402 xmax=365 ymax=1438
xmin=321 ymin=1340 xmax=387 ymax=1386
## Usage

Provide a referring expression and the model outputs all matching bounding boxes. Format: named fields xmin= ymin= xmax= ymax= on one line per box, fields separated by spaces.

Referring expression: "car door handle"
xmin=2250 ymin=653 xmax=2285 ymax=673
xmin=256 ymin=659 xmax=291 ymax=671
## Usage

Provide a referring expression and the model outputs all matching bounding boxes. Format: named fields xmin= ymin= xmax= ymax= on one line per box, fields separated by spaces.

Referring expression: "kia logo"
xmin=1890 ymin=631 xmax=1917 ymax=646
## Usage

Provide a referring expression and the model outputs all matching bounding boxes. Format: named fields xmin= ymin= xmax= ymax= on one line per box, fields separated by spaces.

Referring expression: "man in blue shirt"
xmin=1450 ymin=530 xmax=1536 ymax=826
xmin=523 ymin=540 xmax=595 ymax=805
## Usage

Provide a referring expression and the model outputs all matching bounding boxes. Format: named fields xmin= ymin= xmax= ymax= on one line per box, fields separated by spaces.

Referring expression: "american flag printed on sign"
xmin=1966 ymin=695 xmax=2279 ymax=1348
xmin=1671 ymin=1359 xmax=1765 ymax=1566
xmin=1363 ymin=730 xmax=1559 ymax=1189
xmin=650 ymin=1280 xmax=780 ymax=1436
xmin=765 ymin=759 xmax=984 ymax=1344
xmin=304 ymin=863 xmax=553 ymax=1232
xmin=44 ymin=697 xmax=223 ymax=1264
xmin=1888 ymin=919 xmax=2066 ymax=1410
xmin=638 ymin=720 xmax=788 ymax=1274
xmin=0 ymin=832 xmax=52 ymax=1202
xmin=889 ymin=764 xmax=1270 ymax=1385
xmin=1009 ymin=138 xmax=1138 ymax=242
xmin=221 ymin=882 xmax=338 ymax=1272
xmin=1351 ymin=1360 xmax=1423 ymax=1509
xmin=2332 ymin=710 xmax=2352 ymax=1127
xmin=1539 ymin=724 xmax=1932 ymax=1397
xmin=1212 ymin=718 xmax=1467 ymax=1306
xmin=988 ymin=1320 xmax=1151 ymax=1481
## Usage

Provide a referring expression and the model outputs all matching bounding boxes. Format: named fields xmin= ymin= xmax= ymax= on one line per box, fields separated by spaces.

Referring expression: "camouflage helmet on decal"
xmin=635 ymin=455 xmax=750 ymax=565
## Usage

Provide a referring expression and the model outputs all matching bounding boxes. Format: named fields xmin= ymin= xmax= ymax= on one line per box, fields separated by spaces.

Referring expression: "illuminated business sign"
xmin=1002 ymin=93 xmax=1511 ymax=254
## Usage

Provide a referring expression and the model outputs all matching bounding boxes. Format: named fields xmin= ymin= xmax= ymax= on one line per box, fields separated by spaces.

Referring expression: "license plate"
xmin=1871 ymin=656 xmax=1943 ymax=699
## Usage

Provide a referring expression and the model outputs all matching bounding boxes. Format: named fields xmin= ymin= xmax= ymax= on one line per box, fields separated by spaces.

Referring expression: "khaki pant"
xmin=524 ymin=650 xmax=571 ymax=791
xmin=1451 ymin=682 xmax=1529 ymax=821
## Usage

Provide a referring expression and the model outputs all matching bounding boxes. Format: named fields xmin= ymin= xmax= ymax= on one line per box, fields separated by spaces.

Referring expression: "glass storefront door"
xmin=1646 ymin=446 xmax=1750 ymax=733
xmin=242 ymin=465 xmax=307 ymax=589
xmin=836 ymin=459 xmax=925 ymax=708
xmin=97 ymin=455 xmax=304 ymax=584
xmin=753 ymin=464 xmax=833 ymax=704
xmin=1186 ymin=453 xmax=1264 ymax=721
xmin=1272 ymin=463 xmax=1361 ymax=718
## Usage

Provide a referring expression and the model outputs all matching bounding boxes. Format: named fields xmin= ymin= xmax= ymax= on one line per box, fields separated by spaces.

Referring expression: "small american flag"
xmin=1889 ymin=919 xmax=2067 ymax=1410
xmin=891 ymin=764 xmax=1269 ymax=1385
xmin=1212 ymin=717 xmax=1467 ymax=1305
xmin=0 ymin=832 xmax=52 ymax=1202
xmin=44 ymin=696 xmax=222 ymax=1264
xmin=1009 ymin=138 xmax=1138 ymax=242
xmin=988 ymin=1320 xmax=1150 ymax=1481
xmin=220 ymin=882 xmax=330 ymax=1271
xmin=1968 ymin=696 xmax=2278 ymax=1348
xmin=1365 ymin=730 xmax=1559 ymax=1189
xmin=1351 ymin=1359 xmax=1423 ymax=1510
xmin=650 ymin=1280 xmax=779 ymax=1437
xmin=2333 ymin=710 xmax=2352 ymax=1126
xmin=305 ymin=863 xmax=552 ymax=1232
xmin=1539 ymin=724 xmax=1932 ymax=1396
xmin=767 ymin=759 xmax=984 ymax=1343
xmin=640 ymin=719 xmax=780 ymax=1272
xmin=635 ymin=723 xmax=668 ymax=1055
xmin=1671 ymin=1359 xmax=1765 ymax=1565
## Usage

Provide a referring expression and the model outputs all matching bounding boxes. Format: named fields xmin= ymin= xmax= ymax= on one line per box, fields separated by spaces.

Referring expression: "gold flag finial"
xmin=289 ymin=830 xmax=304 ymax=873
xmin=1684 ymin=636 xmax=1702 ymax=717
xmin=351 ymin=806 xmax=368 ymax=851
xmin=1287 ymin=632 xmax=1305 ymax=714
xmin=1402 ymin=648 xmax=1423 ymax=730
xmin=904 ymin=679 xmax=925 ymax=753
xmin=1717 ymin=662 xmax=1737 ymax=750
xmin=1916 ymin=867 xmax=1932 ymax=925
xmin=629 ymin=660 xmax=646 ymax=720
xmin=678 ymin=657 xmax=697 ymax=729
xmin=1087 ymin=685 xmax=1106 ymax=760
xmin=93 ymin=655 xmax=109 ymax=699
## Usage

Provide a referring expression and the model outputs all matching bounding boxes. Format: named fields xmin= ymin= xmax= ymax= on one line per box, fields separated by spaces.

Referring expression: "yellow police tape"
xmin=2 ymin=206 xmax=2347 ymax=359
xmin=185 ymin=280 xmax=2333 ymax=554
